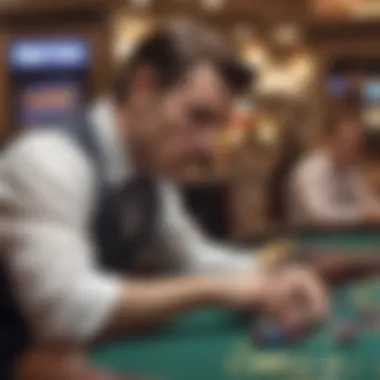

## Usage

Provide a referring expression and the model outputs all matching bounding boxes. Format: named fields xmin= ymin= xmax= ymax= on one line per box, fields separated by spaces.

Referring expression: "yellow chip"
xmin=260 ymin=239 xmax=295 ymax=265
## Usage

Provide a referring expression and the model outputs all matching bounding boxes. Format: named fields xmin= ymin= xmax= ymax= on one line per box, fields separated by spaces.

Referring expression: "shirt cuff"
xmin=71 ymin=274 xmax=123 ymax=341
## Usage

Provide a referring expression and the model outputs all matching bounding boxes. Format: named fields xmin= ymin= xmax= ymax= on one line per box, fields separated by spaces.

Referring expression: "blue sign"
xmin=9 ymin=37 xmax=90 ymax=71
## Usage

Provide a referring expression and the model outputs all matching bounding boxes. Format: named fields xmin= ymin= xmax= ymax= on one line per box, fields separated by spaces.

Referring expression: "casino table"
xmin=90 ymin=227 xmax=380 ymax=380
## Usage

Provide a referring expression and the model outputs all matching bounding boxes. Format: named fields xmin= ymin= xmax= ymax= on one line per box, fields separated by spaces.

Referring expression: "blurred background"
xmin=2 ymin=0 xmax=380 ymax=242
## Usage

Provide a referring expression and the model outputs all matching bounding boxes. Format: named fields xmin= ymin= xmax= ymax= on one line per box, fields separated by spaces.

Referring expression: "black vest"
xmin=0 ymin=116 xmax=160 ymax=379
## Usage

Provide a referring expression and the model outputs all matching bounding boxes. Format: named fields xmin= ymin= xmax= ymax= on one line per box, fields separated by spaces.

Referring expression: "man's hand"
xmin=215 ymin=266 xmax=329 ymax=326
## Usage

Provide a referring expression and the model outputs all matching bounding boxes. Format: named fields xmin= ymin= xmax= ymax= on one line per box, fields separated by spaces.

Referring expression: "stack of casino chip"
xmin=259 ymin=239 xmax=296 ymax=267
xmin=250 ymin=319 xmax=308 ymax=347
xmin=334 ymin=306 xmax=380 ymax=345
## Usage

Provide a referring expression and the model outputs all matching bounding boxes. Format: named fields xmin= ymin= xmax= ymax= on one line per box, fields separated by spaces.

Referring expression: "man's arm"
xmin=0 ymin=131 xmax=123 ymax=343
xmin=3 ymin=135 xmax=327 ymax=380
xmin=0 ymin=132 xmax=267 ymax=345
xmin=159 ymin=182 xmax=256 ymax=273
xmin=157 ymin=182 xmax=380 ymax=290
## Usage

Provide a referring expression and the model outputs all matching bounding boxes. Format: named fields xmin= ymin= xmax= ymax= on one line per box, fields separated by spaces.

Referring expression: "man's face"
xmin=331 ymin=121 xmax=362 ymax=166
xmin=128 ymin=63 xmax=233 ymax=178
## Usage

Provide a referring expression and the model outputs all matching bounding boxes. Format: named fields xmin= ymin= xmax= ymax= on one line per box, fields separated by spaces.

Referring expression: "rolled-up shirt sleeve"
xmin=0 ymin=131 xmax=123 ymax=344
xmin=159 ymin=181 xmax=257 ymax=273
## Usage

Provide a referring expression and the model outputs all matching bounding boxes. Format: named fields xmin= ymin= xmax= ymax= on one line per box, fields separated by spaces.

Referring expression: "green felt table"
xmin=90 ymin=229 xmax=380 ymax=380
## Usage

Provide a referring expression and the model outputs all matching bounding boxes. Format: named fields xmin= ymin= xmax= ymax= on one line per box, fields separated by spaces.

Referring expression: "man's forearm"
xmin=100 ymin=275 xmax=223 ymax=338
xmin=17 ymin=277 xmax=220 ymax=379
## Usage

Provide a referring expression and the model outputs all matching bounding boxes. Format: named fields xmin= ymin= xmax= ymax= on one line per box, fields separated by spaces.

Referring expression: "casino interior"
xmin=4 ymin=0 xmax=380 ymax=379
xmin=2 ymin=0 xmax=380 ymax=241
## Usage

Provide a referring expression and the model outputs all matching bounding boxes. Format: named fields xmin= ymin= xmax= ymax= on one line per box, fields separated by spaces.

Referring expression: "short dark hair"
xmin=112 ymin=19 xmax=254 ymax=103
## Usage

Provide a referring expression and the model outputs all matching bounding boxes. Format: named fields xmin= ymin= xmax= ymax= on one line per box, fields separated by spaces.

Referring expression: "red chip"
xmin=336 ymin=322 xmax=355 ymax=344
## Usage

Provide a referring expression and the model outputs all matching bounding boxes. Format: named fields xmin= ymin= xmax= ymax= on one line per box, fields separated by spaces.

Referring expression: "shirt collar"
xmin=88 ymin=97 xmax=135 ymax=186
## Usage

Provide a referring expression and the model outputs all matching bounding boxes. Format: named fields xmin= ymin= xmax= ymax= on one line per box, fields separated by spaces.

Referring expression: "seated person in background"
xmin=287 ymin=111 xmax=380 ymax=226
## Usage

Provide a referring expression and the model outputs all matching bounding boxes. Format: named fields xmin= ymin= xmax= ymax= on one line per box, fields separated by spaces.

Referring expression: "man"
xmin=288 ymin=110 xmax=380 ymax=226
xmin=0 ymin=20 xmax=328 ymax=379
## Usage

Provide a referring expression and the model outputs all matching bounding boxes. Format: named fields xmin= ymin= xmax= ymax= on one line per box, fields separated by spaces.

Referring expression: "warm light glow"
xmin=202 ymin=0 xmax=225 ymax=12
xmin=129 ymin=0 xmax=152 ymax=10
xmin=313 ymin=0 xmax=380 ymax=19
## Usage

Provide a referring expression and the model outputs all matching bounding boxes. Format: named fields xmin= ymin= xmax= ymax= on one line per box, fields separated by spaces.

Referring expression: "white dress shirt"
xmin=0 ymin=99 xmax=254 ymax=344
xmin=287 ymin=149 xmax=380 ymax=226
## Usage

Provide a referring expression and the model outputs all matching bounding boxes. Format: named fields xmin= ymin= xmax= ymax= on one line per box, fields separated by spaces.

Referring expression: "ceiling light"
xmin=129 ymin=0 xmax=151 ymax=10
xmin=202 ymin=0 xmax=225 ymax=12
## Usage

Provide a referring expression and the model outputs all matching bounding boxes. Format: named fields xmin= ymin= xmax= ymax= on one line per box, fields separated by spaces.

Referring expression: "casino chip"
xmin=358 ymin=307 xmax=380 ymax=326
xmin=255 ymin=323 xmax=283 ymax=347
xmin=260 ymin=239 xmax=295 ymax=267
xmin=250 ymin=320 xmax=308 ymax=347
xmin=335 ymin=321 xmax=355 ymax=345
xmin=282 ymin=323 xmax=307 ymax=343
